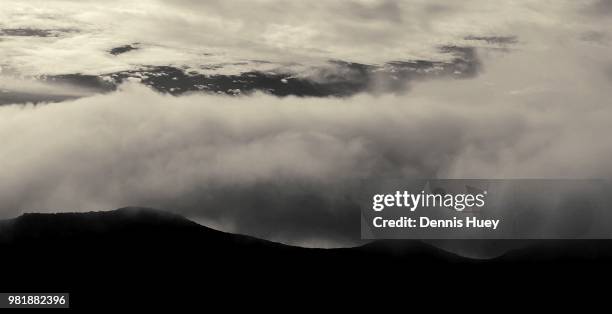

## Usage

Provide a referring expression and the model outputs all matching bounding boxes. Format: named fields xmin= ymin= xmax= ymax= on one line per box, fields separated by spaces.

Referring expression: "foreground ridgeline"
xmin=0 ymin=208 xmax=609 ymax=308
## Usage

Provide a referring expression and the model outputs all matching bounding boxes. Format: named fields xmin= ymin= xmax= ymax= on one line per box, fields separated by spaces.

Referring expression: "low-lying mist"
xmin=1 ymin=42 xmax=612 ymax=254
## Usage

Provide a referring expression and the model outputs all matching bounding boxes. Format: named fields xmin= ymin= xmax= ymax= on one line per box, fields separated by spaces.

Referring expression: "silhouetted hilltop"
xmin=1 ymin=208 xmax=610 ymax=308
xmin=0 ymin=207 xmax=464 ymax=262
xmin=493 ymin=239 xmax=612 ymax=263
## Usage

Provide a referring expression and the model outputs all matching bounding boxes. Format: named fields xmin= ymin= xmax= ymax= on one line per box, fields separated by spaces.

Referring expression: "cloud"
xmin=1 ymin=37 xmax=612 ymax=250
xmin=585 ymin=0 xmax=612 ymax=16
xmin=0 ymin=76 xmax=98 ymax=105
xmin=2 ymin=0 xmax=612 ymax=256
xmin=0 ymin=0 xmax=601 ymax=77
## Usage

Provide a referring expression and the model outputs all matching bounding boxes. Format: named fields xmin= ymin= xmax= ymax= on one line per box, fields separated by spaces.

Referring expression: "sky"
xmin=1 ymin=0 xmax=612 ymax=254
xmin=1 ymin=0 xmax=609 ymax=76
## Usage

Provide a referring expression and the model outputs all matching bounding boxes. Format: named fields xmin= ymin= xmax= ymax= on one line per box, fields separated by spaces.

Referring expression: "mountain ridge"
xmin=3 ymin=207 xmax=612 ymax=263
xmin=1 ymin=207 xmax=609 ymax=308
xmin=0 ymin=206 xmax=464 ymax=260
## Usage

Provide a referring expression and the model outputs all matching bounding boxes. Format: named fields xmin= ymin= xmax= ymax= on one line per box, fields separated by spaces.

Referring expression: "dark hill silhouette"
xmin=0 ymin=208 xmax=609 ymax=309
xmin=0 ymin=207 xmax=464 ymax=261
